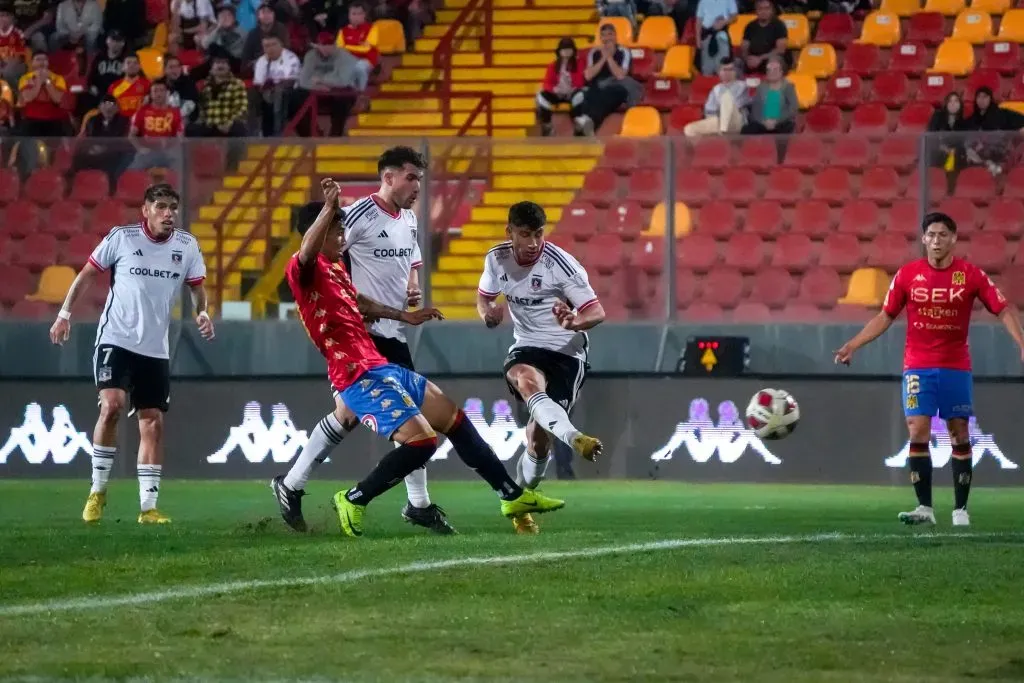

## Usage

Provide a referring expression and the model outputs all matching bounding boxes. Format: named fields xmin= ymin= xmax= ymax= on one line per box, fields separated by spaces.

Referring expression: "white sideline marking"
xmin=0 ymin=531 xmax=1017 ymax=618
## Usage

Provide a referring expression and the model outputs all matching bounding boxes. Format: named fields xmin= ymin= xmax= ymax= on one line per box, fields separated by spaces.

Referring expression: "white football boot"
xmin=952 ymin=508 xmax=971 ymax=527
xmin=898 ymin=505 xmax=936 ymax=526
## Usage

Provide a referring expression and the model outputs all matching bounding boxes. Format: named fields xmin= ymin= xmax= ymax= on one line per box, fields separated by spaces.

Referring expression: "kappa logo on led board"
xmin=208 ymin=402 xmax=309 ymax=464
xmin=433 ymin=398 xmax=526 ymax=462
xmin=650 ymin=398 xmax=782 ymax=465
xmin=0 ymin=403 xmax=91 ymax=465
xmin=886 ymin=415 xmax=1018 ymax=470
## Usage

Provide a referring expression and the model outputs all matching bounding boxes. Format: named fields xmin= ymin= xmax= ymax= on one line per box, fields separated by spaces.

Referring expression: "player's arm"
xmin=406 ymin=265 xmax=422 ymax=308
xmin=976 ymin=268 xmax=1024 ymax=359
xmin=555 ymin=266 xmax=604 ymax=331
xmin=834 ymin=271 xmax=903 ymax=365
xmin=999 ymin=307 xmax=1024 ymax=360
xmin=476 ymin=254 xmax=504 ymax=328
xmin=186 ymin=249 xmax=215 ymax=341
xmin=48 ymin=260 xmax=103 ymax=345
xmin=297 ymin=179 xmax=340 ymax=278
xmin=356 ymin=293 xmax=444 ymax=326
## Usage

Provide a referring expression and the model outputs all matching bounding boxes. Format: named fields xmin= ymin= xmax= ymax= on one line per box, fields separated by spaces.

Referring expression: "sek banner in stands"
xmin=0 ymin=379 xmax=1020 ymax=485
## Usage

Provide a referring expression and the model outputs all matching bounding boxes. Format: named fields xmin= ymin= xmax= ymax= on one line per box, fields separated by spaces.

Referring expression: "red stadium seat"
xmin=937 ymin=197 xmax=980 ymax=231
xmin=907 ymin=167 xmax=948 ymax=200
xmin=917 ymin=73 xmax=956 ymax=107
xmin=580 ymin=168 xmax=619 ymax=206
xmin=896 ymin=101 xmax=935 ymax=131
xmin=677 ymin=233 xmax=719 ymax=272
xmin=877 ymin=137 xmax=919 ymax=170
xmin=746 ymin=199 xmax=785 ymax=238
xmin=906 ymin=12 xmax=946 ymax=46
xmin=866 ymin=232 xmax=913 ymax=271
xmin=190 ymin=143 xmax=227 ymax=179
xmin=955 ymin=166 xmax=999 ymax=200
xmin=889 ymin=41 xmax=931 ymax=74
xmin=783 ymin=136 xmax=826 ymax=170
xmin=3 ymin=200 xmax=42 ymax=238
xmin=691 ymin=137 xmax=733 ymax=171
xmin=982 ymin=41 xmax=1021 ymax=75
xmin=0 ymin=266 xmax=34 ymax=306
xmin=723 ymin=233 xmax=767 ymax=273
xmin=644 ymin=78 xmax=682 ymax=111
xmin=721 ymin=168 xmax=760 ymax=204
xmin=667 ymin=104 xmax=703 ymax=134
xmin=842 ymin=43 xmax=884 ymax=77
xmin=674 ymin=273 xmax=700 ymax=310
xmin=47 ymin=203 xmax=86 ymax=240
xmin=888 ymin=200 xmax=922 ymax=239
xmin=682 ymin=301 xmax=726 ymax=320
xmin=823 ymin=71 xmax=865 ymax=109
xmin=606 ymin=200 xmax=645 ymax=239
xmin=1003 ymin=266 xmax=1024 ymax=307
xmin=92 ymin=198 xmax=133 ymax=228
xmin=587 ymin=234 xmax=627 ymax=274
xmin=680 ymin=17 xmax=696 ymax=43
xmin=817 ymin=12 xmax=858 ymax=45
xmin=968 ymin=232 xmax=1009 ymax=273
xmin=116 ymin=171 xmax=152 ymax=205
xmin=850 ymin=102 xmax=891 ymax=134
xmin=1004 ymin=167 xmax=1024 ymax=198
xmin=985 ymin=199 xmax=1024 ymax=236
xmin=791 ymin=200 xmax=834 ymax=238
xmin=0 ymin=169 xmax=20 ymax=204
xmin=832 ymin=137 xmax=873 ymax=168
xmin=1011 ymin=73 xmax=1024 ymax=101
xmin=560 ymin=202 xmax=601 ymax=241
xmin=12 ymin=234 xmax=59 ymax=271
xmin=732 ymin=302 xmax=773 ymax=321
xmin=688 ymin=74 xmax=719 ymax=106
xmin=811 ymin=167 xmax=853 ymax=205
xmin=70 ymin=170 xmax=111 ymax=205
xmin=24 ymin=169 xmax=65 ymax=206
xmin=860 ymin=167 xmax=905 ymax=202
xmin=65 ymin=234 xmax=98 ymax=266
xmin=675 ymin=169 xmax=718 ymax=205
xmin=838 ymin=200 xmax=882 ymax=239
xmin=798 ymin=267 xmax=844 ymax=308
xmin=603 ymin=138 xmax=639 ymax=173
xmin=803 ymin=104 xmax=843 ymax=133
xmin=737 ymin=137 xmax=778 ymax=171
xmin=626 ymin=168 xmax=665 ymax=207
xmin=965 ymin=68 xmax=1004 ymax=102
xmin=819 ymin=234 xmax=864 ymax=272
xmin=702 ymin=269 xmax=744 ymax=308
xmin=771 ymin=233 xmax=815 ymax=272
xmin=749 ymin=268 xmax=798 ymax=308
xmin=695 ymin=201 xmax=739 ymax=239
xmin=632 ymin=238 xmax=665 ymax=275
xmin=872 ymin=70 xmax=911 ymax=108
xmin=764 ymin=168 xmax=807 ymax=203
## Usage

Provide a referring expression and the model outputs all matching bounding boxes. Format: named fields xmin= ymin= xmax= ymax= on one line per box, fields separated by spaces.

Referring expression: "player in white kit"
xmin=477 ymin=201 xmax=605 ymax=534
xmin=48 ymin=184 xmax=215 ymax=524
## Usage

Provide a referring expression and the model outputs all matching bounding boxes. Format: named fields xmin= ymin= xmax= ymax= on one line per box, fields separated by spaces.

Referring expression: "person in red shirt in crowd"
xmin=336 ymin=1 xmax=376 ymax=91
xmin=536 ymin=37 xmax=585 ymax=137
xmin=129 ymin=78 xmax=183 ymax=171
xmin=108 ymin=52 xmax=150 ymax=118
xmin=0 ymin=7 xmax=28 ymax=92
xmin=835 ymin=212 xmax=1024 ymax=528
xmin=18 ymin=51 xmax=68 ymax=136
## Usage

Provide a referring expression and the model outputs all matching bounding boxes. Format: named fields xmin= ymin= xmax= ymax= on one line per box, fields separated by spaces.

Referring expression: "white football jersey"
xmin=88 ymin=223 xmax=206 ymax=359
xmin=478 ymin=241 xmax=598 ymax=360
xmin=341 ymin=195 xmax=422 ymax=341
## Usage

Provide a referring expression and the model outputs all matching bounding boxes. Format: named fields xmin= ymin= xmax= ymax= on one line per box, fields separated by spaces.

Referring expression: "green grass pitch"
xmin=1 ymin=480 xmax=1024 ymax=683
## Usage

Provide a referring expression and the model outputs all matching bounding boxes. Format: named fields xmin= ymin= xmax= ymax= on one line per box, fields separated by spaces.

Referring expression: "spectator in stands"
xmin=129 ymin=78 xmax=184 ymax=170
xmin=0 ymin=76 xmax=14 ymax=131
xmin=81 ymin=29 xmax=124 ymax=114
xmin=371 ymin=0 xmax=432 ymax=47
xmin=337 ymin=2 xmax=377 ymax=91
xmin=108 ymin=53 xmax=150 ymax=118
xmin=742 ymin=55 xmax=795 ymax=138
xmin=172 ymin=0 xmax=216 ymax=50
xmin=241 ymin=3 xmax=290 ymax=69
xmin=928 ymin=92 xmax=968 ymax=173
xmin=296 ymin=0 xmax=344 ymax=37
xmin=18 ymin=51 xmax=68 ymax=136
xmin=200 ymin=2 xmax=247 ymax=62
xmin=684 ymin=60 xmax=747 ymax=137
xmin=964 ymin=87 xmax=1024 ymax=178
xmin=73 ymin=92 xmax=130 ymax=179
xmin=297 ymin=30 xmax=361 ymax=134
xmin=740 ymin=0 xmax=788 ymax=75
xmin=12 ymin=0 xmax=53 ymax=54
xmin=103 ymin=0 xmax=151 ymax=50
xmin=251 ymin=34 xmax=300 ymax=136
xmin=596 ymin=0 xmax=637 ymax=26
xmin=577 ymin=23 xmax=640 ymax=136
xmin=696 ymin=0 xmax=736 ymax=75
xmin=51 ymin=0 xmax=101 ymax=52
xmin=0 ymin=7 xmax=29 ymax=94
xmin=190 ymin=54 xmax=247 ymax=136
xmin=163 ymin=55 xmax=199 ymax=124
xmin=535 ymin=37 xmax=585 ymax=137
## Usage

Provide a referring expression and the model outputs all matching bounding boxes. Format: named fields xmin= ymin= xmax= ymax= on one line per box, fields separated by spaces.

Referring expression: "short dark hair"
xmin=297 ymin=201 xmax=342 ymax=235
xmin=163 ymin=54 xmax=181 ymax=65
xmin=150 ymin=77 xmax=168 ymax=89
xmin=922 ymin=211 xmax=957 ymax=234
xmin=144 ymin=183 xmax=180 ymax=204
xmin=600 ymin=23 xmax=616 ymax=34
xmin=508 ymin=201 xmax=546 ymax=231
xmin=350 ymin=1 xmax=369 ymax=11
xmin=377 ymin=146 xmax=426 ymax=176
xmin=124 ymin=52 xmax=139 ymax=62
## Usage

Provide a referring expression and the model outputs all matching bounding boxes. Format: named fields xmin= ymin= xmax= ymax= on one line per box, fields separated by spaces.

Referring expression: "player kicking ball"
xmin=477 ymin=201 xmax=605 ymax=534
xmin=283 ymin=179 xmax=565 ymax=537
xmin=835 ymin=212 xmax=1024 ymax=527
xmin=49 ymin=184 xmax=215 ymax=525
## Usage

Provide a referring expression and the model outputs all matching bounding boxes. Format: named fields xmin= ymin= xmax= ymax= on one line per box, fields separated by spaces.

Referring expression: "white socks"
xmin=525 ymin=392 xmax=580 ymax=447
xmin=91 ymin=444 xmax=115 ymax=494
xmin=404 ymin=465 xmax=431 ymax=508
xmin=138 ymin=464 xmax=162 ymax=511
xmin=284 ymin=412 xmax=349 ymax=492
xmin=520 ymin=450 xmax=550 ymax=490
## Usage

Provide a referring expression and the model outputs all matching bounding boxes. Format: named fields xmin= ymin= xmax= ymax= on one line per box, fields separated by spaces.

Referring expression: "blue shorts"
xmin=335 ymin=364 xmax=427 ymax=438
xmin=902 ymin=368 xmax=973 ymax=420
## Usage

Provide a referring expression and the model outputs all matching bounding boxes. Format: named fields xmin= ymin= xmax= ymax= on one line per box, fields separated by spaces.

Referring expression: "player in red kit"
xmin=835 ymin=212 xmax=1024 ymax=527
xmin=282 ymin=178 xmax=566 ymax=537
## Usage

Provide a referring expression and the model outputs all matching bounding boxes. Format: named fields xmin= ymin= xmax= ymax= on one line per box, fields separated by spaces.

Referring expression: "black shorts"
xmin=94 ymin=344 xmax=171 ymax=413
xmin=370 ymin=334 xmax=414 ymax=371
xmin=503 ymin=346 xmax=588 ymax=410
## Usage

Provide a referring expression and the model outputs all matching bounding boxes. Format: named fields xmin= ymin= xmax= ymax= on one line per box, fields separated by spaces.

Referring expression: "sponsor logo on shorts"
xmin=362 ymin=415 xmax=378 ymax=432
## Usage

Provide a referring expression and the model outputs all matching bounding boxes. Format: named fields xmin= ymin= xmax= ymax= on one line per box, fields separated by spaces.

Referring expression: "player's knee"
xmin=947 ymin=419 xmax=970 ymax=444
xmin=98 ymin=395 xmax=125 ymax=424
xmin=336 ymin=407 xmax=358 ymax=431
xmin=407 ymin=434 xmax=438 ymax=467
xmin=511 ymin=368 xmax=544 ymax=399
xmin=906 ymin=417 xmax=931 ymax=443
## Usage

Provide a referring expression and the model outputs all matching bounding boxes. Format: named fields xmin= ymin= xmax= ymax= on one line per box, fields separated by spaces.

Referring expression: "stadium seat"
xmin=1003 ymin=266 xmax=1024 ymax=307
xmin=780 ymin=14 xmax=811 ymax=48
xmin=116 ymin=171 xmax=152 ymax=205
xmin=981 ymin=41 xmax=1021 ymax=74
xmin=677 ymin=233 xmax=719 ymax=272
xmin=872 ymin=70 xmax=911 ymax=108
xmin=811 ymin=168 xmax=853 ymax=205
xmin=955 ymin=166 xmax=999 ymax=200
xmin=750 ymin=268 xmax=798 ymax=308
xmin=64 ymin=233 xmax=97 ymax=266
xmin=878 ymin=137 xmax=919 ymax=170
xmin=938 ymin=197 xmax=980 ymax=230
xmin=92 ymin=198 xmax=132 ymax=228
xmin=627 ymin=168 xmax=666 ymax=206
xmin=971 ymin=0 xmax=1009 ymax=13
xmin=607 ymin=200 xmax=646 ymax=238
xmin=70 ymin=170 xmax=110 ymax=205
xmin=632 ymin=238 xmax=665 ymax=275
xmin=687 ymin=74 xmax=718 ymax=107
xmin=696 ymin=201 xmax=739 ymax=239
xmin=730 ymin=301 xmax=772 ymax=320
xmin=690 ymin=137 xmax=733 ymax=171
xmin=765 ymin=169 xmax=807 ymax=203
xmin=867 ymin=232 xmax=913 ymax=270
xmin=860 ymin=166 xmax=904 ymax=202
xmin=881 ymin=0 xmax=923 ymax=16
xmin=674 ymin=274 xmax=700 ymax=310
xmin=597 ymin=17 xmax=635 ymax=45
xmin=842 ymin=43 xmax=883 ymax=77
xmin=0 ymin=168 xmax=19 ymax=204
xmin=580 ymin=168 xmax=618 ymax=206
xmin=850 ymin=102 xmax=891 ymax=134
xmin=823 ymin=72 xmax=864 ymax=109
xmin=771 ymin=233 xmax=815 ymax=272
xmin=907 ymin=167 xmax=948 ymax=200
xmin=369 ymin=19 xmax=406 ymax=53
xmin=838 ymin=200 xmax=883 ymax=239
xmin=137 ymin=47 xmax=164 ymax=79
xmin=13 ymin=234 xmax=59 ymax=271
xmin=603 ymin=138 xmax=638 ymax=173
xmin=953 ymin=9 xmax=994 ymax=43
xmin=997 ymin=9 xmax=1024 ymax=40
xmin=968 ymin=232 xmax=1009 ymax=272
xmin=659 ymin=45 xmax=694 ymax=79
xmin=728 ymin=14 xmax=756 ymax=46
xmin=48 ymin=203 xmax=86 ymax=240
xmin=647 ymin=202 xmax=691 ymax=237
xmin=965 ymin=68 xmax=1003 ymax=101
xmin=629 ymin=47 xmax=656 ymax=81
xmin=191 ymin=144 xmax=226 ymax=179
xmin=620 ymin=106 xmax=662 ymax=136
xmin=723 ymin=232 xmax=766 ymax=274
xmin=803 ymin=104 xmax=843 ymax=133
xmin=675 ymin=169 xmax=717 ymax=205
xmin=924 ymin=0 xmax=966 ymax=14
xmin=636 ymin=16 xmax=677 ymax=50
xmin=0 ymin=266 xmax=33 ymax=306
xmin=721 ymin=168 xmax=760 ymax=204
xmin=888 ymin=200 xmax=922 ymax=239
xmin=559 ymin=203 xmax=600 ymax=242
xmin=644 ymin=78 xmax=682 ymax=111
xmin=783 ymin=136 xmax=826 ymax=170
xmin=25 ymin=265 xmax=75 ymax=304
xmin=667 ymin=104 xmax=703 ymax=133
xmin=791 ymin=200 xmax=834 ymax=238
xmin=985 ymin=199 xmax=1024 ymax=236
xmin=889 ymin=42 xmax=931 ymax=75
xmin=24 ymin=169 xmax=65 ymax=206
xmin=799 ymin=267 xmax=844 ymax=307
xmin=820 ymin=234 xmax=864 ymax=272
xmin=4 ymin=200 xmax=42 ymax=238
xmin=587 ymin=234 xmax=628 ymax=275
xmin=931 ymin=39 xmax=975 ymax=75
xmin=1006 ymin=168 xmax=1024 ymax=199
xmin=737 ymin=137 xmax=778 ymax=171
xmin=797 ymin=43 xmax=838 ymax=78
xmin=787 ymin=72 xmax=819 ymax=109
xmin=906 ymin=14 xmax=946 ymax=45
xmin=860 ymin=12 xmax=902 ymax=46
xmin=816 ymin=13 xmax=857 ymax=44
xmin=701 ymin=269 xmax=743 ymax=307
xmin=1004 ymin=101 xmax=1024 ymax=116
xmin=838 ymin=267 xmax=891 ymax=306
xmin=917 ymin=72 xmax=956 ymax=106
xmin=746 ymin=199 xmax=785 ymax=237
xmin=896 ymin=101 xmax=935 ymax=131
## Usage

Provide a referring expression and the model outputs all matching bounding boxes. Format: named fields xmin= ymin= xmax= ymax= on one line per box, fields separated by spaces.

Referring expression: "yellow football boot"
xmin=331 ymin=491 xmax=366 ymax=537
xmin=572 ymin=433 xmax=603 ymax=462
xmin=137 ymin=509 xmax=172 ymax=524
xmin=82 ymin=492 xmax=106 ymax=523
xmin=511 ymin=513 xmax=539 ymax=535
xmin=500 ymin=488 xmax=565 ymax=518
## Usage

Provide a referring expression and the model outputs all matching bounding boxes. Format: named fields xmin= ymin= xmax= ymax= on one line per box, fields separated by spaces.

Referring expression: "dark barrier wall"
xmin=1 ymin=378 xmax=1020 ymax=485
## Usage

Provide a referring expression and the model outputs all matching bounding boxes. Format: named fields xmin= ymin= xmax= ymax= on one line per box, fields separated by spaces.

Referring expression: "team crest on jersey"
xmin=361 ymin=415 xmax=378 ymax=432
xmin=530 ymin=275 xmax=542 ymax=291
xmin=171 ymin=251 xmax=182 ymax=264
xmin=952 ymin=271 xmax=966 ymax=285
xmin=410 ymin=228 xmax=417 ymax=240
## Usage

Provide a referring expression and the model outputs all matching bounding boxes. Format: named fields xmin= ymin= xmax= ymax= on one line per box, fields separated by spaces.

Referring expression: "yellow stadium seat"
xmin=953 ymin=9 xmax=994 ymax=43
xmin=796 ymin=43 xmax=837 ymax=78
xmin=998 ymin=9 xmax=1024 ymax=39
xmin=150 ymin=22 xmax=168 ymax=50
xmin=26 ymin=266 xmax=75 ymax=304
xmin=659 ymin=44 xmax=694 ymax=79
xmin=880 ymin=0 xmax=922 ymax=16
xmin=924 ymin=0 xmax=966 ymax=14
xmin=1002 ymin=101 xmax=1024 ymax=115
xmin=636 ymin=16 xmax=678 ymax=50
xmin=596 ymin=17 xmax=635 ymax=46
xmin=647 ymin=202 xmax=691 ymax=237
xmin=971 ymin=0 xmax=1010 ymax=13
xmin=859 ymin=12 xmax=902 ymax=46
xmin=729 ymin=14 xmax=756 ymax=47
xmin=930 ymin=38 xmax=976 ymax=74
xmin=620 ymin=105 xmax=662 ymax=136
xmin=787 ymin=72 xmax=819 ymax=109
xmin=369 ymin=20 xmax=406 ymax=54
xmin=137 ymin=48 xmax=164 ymax=80
xmin=838 ymin=268 xmax=891 ymax=306
xmin=779 ymin=14 xmax=810 ymax=48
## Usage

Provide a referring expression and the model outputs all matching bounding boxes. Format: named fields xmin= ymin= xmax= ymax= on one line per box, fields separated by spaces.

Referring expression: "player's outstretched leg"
xmin=508 ymin=364 xmax=602 ymax=462
xmin=948 ymin=418 xmax=973 ymax=527
xmin=898 ymin=417 xmax=936 ymax=526
xmin=136 ymin=408 xmax=170 ymax=524
xmin=400 ymin=465 xmax=457 ymax=535
xmin=83 ymin=388 xmax=124 ymax=523
xmin=509 ymin=420 xmax=555 ymax=534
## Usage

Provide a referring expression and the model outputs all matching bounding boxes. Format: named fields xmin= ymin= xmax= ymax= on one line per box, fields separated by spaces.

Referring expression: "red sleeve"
xmin=572 ymin=60 xmax=587 ymax=89
xmin=973 ymin=265 xmax=1008 ymax=316
xmin=541 ymin=63 xmax=557 ymax=91
xmin=129 ymin=107 xmax=143 ymax=135
xmin=882 ymin=268 xmax=907 ymax=318
xmin=107 ymin=80 xmax=117 ymax=95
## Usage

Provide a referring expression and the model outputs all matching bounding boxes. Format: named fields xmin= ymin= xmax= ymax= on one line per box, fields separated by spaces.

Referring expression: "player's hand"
xmin=401 ymin=307 xmax=444 ymax=326
xmin=483 ymin=303 xmax=504 ymax=328
xmin=406 ymin=285 xmax=422 ymax=308
xmin=196 ymin=311 xmax=216 ymax=340
xmin=321 ymin=177 xmax=339 ymax=207
xmin=833 ymin=343 xmax=854 ymax=366
xmin=49 ymin=318 xmax=70 ymax=346
xmin=552 ymin=300 xmax=578 ymax=330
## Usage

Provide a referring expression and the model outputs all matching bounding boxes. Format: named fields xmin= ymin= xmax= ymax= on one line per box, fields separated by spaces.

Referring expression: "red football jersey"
xmin=0 ymin=26 xmax=27 ymax=64
xmin=338 ymin=23 xmax=379 ymax=66
xmin=285 ymin=252 xmax=388 ymax=391
xmin=883 ymin=257 xmax=1007 ymax=371
xmin=108 ymin=76 xmax=151 ymax=116
xmin=131 ymin=104 xmax=182 ymax=138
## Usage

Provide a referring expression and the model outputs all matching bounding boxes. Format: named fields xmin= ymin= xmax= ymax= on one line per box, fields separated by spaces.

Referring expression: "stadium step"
xmin=423 ymin=23 xmax=593 ymax=38
xmin=435 ymin=8 xmax=595 ymax=22
xmin=446 ymin=0 xmax=593 ymax=6
xmin=482 ymin=190 xmax=576 ymax=205
xmin=348 ymin=127 xmax=527 ymax=138
xmin=390 ymin=67 xmax=546 ymax=82
xmin=356 ymin=111 xmax=535 ymax=127
xmin=368 ymin=95 xmax=536 ymax=112
xmin=413 ymin=37 xmax=591 ymax=52
xmin=381 ymin=81 xmax=540 ymax=96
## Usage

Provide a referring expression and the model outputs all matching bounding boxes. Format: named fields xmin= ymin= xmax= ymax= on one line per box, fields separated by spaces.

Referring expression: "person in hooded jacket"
xmin=964 ymin=86 xmax=1024 ymax=177
xmin=535 ymin=37 xmax=585 ymax=137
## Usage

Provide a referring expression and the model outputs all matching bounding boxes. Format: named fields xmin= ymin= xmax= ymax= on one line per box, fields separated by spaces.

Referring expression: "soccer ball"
xmin=745 ymin=388 xmax=800 ymax=440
